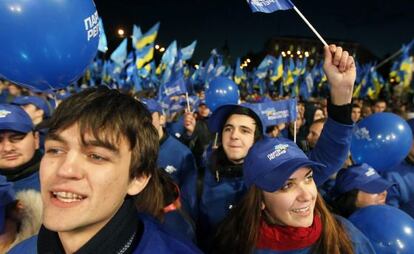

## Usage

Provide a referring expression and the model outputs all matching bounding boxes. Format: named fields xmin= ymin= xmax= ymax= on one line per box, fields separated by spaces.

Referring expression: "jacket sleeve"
xmin=309 ymin=118 xmax=353 ymax=186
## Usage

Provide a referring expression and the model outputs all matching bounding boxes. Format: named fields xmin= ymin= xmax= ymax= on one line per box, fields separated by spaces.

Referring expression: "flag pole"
xmin=292 ymin=6 xmax=328 ymax=47
xmin=373 ymin=48 xmax=404 ymax=70
xmin=293 ymin=120 xmax=297 ymax=143
xmin=185 ymin=92 xmax=191 ymax=112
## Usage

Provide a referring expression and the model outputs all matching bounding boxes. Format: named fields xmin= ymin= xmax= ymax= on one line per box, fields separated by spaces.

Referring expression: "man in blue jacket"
xmin=0 ymin=104 xmax=41 ymax=193
xmin=197 ymin=45 xmax=357 ymax=251
xmin=9 ymin=87 xmax=201 ymax=254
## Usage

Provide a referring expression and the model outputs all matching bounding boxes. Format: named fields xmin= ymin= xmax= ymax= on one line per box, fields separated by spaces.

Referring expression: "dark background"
xmin=95 ymin=0 xmax=414 ymax=63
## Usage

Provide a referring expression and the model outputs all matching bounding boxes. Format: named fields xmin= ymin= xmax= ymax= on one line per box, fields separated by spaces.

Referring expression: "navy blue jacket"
xmin=8 ymin=214 xmax=202 ymax=254
xmin=384 ymin=159 xmax=414 ymax=217
xmin=158 ymin=133 xmax=198 ymax=220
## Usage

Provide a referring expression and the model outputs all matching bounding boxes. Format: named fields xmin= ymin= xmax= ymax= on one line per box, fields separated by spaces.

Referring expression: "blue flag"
xmin=181 ymin=40 xmax=197 ymax=61
xmin=247 ymin=0 xmax=294 ymax=13
xmin=160 ymin=74 xmax=187 ymax=98
xmin=98 ymin=18 xmax=108 ymax=53
xmin=247 ymin=98 xmax=297 ymax=127
xmin=110 ymin=38 xmax=127 ymax=65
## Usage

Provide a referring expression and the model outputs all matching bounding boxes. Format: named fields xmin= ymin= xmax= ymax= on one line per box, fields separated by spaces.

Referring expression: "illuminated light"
xmin=246 ymin=58 xmax=251 ymax=63
xmin=287 ymin=50 xmax=291 ymax=55
xmin=117 ymin=29 xmax=125 ymax=37
xmin=396 ymin=239 xmax=404 ymax=249
xmin=305 ymin=51 xmax=310 ymax=57
xmin=9 ymin=5 xmax=22 ymax=13
xmin=290 ymin=54 xmax=294 ymax=58
xmin=299 ymin=55 xmax=303 ymax=58
xmin=297 ymin=50 xmax=301 ymax=55
xmin=155 ymin=44 xmax=160 ymax=50
xmin=404 ymin=226 xmax=412 ymax=235
xmin=160 ymin=47 xmax=165 ymax=52
xmin=194 ymin=64 xmax=199 ymax=69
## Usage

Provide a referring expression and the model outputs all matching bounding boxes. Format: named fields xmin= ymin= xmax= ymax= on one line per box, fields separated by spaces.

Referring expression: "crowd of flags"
xmin=79 ymin=16 xmax=414 ymax=115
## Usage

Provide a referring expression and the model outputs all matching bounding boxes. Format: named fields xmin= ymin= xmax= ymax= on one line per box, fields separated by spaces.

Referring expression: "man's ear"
xmin=33 ymin=131 xmax=40 ymax=150
xmin=127 ymin=174 xmax=151 ymax=196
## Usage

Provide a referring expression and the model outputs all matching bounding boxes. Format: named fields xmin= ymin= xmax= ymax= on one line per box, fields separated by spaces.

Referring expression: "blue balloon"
xmin=349 ymin=205 xmax=414 ymax=254
xmin=351 ymin=113 xmax=413 ymax=172
xmin=205 ymin=77 xmax=239 ymax=112
xmin=0 ymin=0 xmax=99 ymax=91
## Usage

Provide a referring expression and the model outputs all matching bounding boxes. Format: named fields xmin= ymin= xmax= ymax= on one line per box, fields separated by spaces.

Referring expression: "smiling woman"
xmin=212 ymin=137 xmax=376 ymax=254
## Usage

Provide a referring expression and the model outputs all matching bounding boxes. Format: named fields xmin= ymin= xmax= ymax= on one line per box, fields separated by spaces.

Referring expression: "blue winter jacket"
xmin=8 ymin=214 xmax=202 ymax=254
xmin=158 ymin=134 xmax=198 ymax=220
xmin=383 ymin=159 xmax=414 ymax=217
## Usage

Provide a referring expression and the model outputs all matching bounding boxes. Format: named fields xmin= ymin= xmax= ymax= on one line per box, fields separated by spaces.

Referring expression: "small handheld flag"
xmin=247 ymin=0 xmax=293 ymax=13
xmin=247 ymin=0 xmax=327 ymax=46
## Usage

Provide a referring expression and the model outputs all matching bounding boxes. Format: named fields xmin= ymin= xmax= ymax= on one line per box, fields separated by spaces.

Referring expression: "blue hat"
xmin=0 ymin=104 xmax=34 ymax=133
xmin=56 ymin=91 xmax=72 ymax=101
xmin=141 ymin=98 xmax=163 ymax=114
xmin=333 ymin=163 xmax=394 ymax=195
xmin=243 ymin=137 xmax=326 ymax=192
xmin=12 ymin=96 xmax=51 ymax=118
xmin=208 ymin=103 xmax=264 ymax=134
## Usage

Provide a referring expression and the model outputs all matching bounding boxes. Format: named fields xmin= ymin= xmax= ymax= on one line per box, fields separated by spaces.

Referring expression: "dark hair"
xmin=40 ymin=86 xmax=164 ymax=218
xmin=311 ymin=117 xmax=327 ymax=126
xmin=213 ymin=187 xmax=354 ymax=254
xmin=352 ymin=103 xmax=361 ymax=109
xmin=329 ymin=189 xmax=358 ymax=218
xmin=227 ymin=106 xmax=264 ymax=137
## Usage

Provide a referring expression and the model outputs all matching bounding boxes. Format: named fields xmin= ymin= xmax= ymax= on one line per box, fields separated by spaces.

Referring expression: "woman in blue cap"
xmin=329 ymin=163 xmax=394 ymax=218
xmin=213 ymin=138 xmax=375 ymax=254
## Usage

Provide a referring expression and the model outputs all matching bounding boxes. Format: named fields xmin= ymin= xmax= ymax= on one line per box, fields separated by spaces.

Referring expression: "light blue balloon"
xmin=0 ymin=0 xmax=99 ymax=91
xmin=349 ymin=205 xmax=414 ymax=254
xmin=351 ymin=113 xmax=413 ymax=172
xmin=205 ymin=77 xmax=239 ymax=112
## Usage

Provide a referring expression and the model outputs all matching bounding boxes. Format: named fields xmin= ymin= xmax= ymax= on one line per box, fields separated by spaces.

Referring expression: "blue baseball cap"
xmin=0 ymin=104 xmax=34 ymax=133
xmin=208 ymin=103 xmax=264 ymax=134
xmin=12 ymin=96 xmax=51 ymax=118
xmin=243 ymin=137 xmax=326 ymax=192
xmin=140 ymin=98 xmax=163 ymax=114
xmin=333 ymin=163 xmax=394 ymax=195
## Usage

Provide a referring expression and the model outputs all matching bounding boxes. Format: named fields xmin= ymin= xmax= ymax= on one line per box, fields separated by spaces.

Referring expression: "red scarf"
xmin=257 ymin=214 xmax=322 ymax=251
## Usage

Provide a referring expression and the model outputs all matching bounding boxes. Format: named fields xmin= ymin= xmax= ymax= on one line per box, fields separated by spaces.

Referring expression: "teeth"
xmin=53 ymin=192 xmax=85 ymax=203
xmin=292 ymin=207 xmax=309 ymax=213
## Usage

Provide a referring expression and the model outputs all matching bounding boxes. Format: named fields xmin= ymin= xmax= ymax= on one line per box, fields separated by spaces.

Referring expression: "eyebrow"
xmin=46 ymin=133 xmax=120 ymax=155
xmin=287 ymin=169 xmax=313 ymax=181
xmin=82 ymin=139 xmax=120 ymax=155
xmin=223 ymin=123 xmax=255 ymax=131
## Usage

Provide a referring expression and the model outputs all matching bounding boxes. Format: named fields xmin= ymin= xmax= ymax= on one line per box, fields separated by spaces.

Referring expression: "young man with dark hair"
xmin=10 ymin=87 xmax=201 ymax=253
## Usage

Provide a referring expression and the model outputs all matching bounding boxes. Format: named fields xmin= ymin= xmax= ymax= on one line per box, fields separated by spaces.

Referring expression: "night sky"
xmin=95 ymin=0 xmax=414 ymax=63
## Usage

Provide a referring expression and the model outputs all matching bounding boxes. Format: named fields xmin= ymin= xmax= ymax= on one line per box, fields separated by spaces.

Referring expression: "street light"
xmin=117 ymin=28 xmax=125 ymax=37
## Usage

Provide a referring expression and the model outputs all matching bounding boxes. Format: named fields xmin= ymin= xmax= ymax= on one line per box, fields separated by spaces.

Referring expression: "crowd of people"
xmin=0 ymin=45 xmax=412 ymax=254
